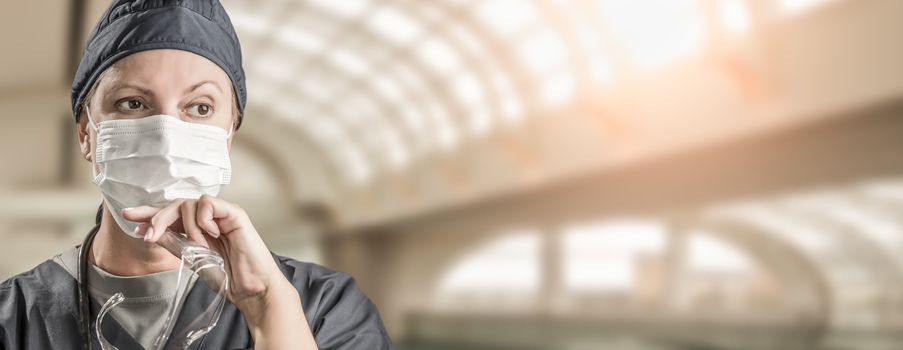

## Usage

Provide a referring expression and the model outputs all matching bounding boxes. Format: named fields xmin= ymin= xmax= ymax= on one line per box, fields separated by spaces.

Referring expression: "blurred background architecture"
xmin=2 ymin=0 xmax=903 ymax=349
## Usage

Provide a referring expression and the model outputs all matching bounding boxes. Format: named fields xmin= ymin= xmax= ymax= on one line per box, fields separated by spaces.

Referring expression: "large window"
xmin=436 ymin=229 xmax=541 ymax=310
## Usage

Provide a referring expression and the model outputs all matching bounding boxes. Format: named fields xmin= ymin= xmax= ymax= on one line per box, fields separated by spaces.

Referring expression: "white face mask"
xmin=86 ymin=106 xmax=233 ymax=238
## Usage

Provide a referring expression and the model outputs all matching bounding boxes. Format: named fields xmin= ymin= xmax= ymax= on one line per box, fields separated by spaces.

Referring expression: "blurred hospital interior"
xmin=2 ymin=0 xmax=903 ymax=349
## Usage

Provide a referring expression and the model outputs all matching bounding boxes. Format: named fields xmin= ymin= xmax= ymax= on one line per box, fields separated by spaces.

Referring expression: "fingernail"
xmin=133 ymin=226 xmax=143 ymax=236
xmin=144 ymin=227 xmax=153 ymax=242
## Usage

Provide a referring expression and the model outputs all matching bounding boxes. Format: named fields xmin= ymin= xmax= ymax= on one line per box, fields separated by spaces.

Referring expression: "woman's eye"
xmin=187 ymin=103 xmax=213 ymax=117
xmin=116 ymin=99 xmax=146 ymax=111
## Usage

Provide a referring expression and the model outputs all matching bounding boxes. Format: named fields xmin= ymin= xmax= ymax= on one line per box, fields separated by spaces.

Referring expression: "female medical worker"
xmin=0 ymin=0 xmax=392 ymax=349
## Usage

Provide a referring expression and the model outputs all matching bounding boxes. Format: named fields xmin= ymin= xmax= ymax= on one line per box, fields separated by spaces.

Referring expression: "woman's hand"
xmin=120 ymin=195 xmax=318 ymax=349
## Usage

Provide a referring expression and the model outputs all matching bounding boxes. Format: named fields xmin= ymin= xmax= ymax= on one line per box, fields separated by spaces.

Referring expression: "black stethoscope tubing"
xmin=78 ymin=224 xmax=100 ymax=350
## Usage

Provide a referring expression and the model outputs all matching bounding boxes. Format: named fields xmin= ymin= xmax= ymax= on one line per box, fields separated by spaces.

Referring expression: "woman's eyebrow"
xmin=108 ymin=82 xmax=153 ymax=96
xmin=187 ymin=80 xmax=223 ymax=94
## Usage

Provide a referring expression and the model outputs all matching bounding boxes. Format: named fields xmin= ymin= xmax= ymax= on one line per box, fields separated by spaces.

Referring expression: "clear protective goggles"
xmin=96 ymin=229 xmax=229 ymax=350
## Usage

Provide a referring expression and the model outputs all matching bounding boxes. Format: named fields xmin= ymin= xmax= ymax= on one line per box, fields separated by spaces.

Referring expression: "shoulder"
xmin=272 ymin=254 xmax=355 ymax=287
xmin=270 ymin=254 xmax=394 ymax=349
xmin=1 ymin=259 xmax=74 ymax=299
xmin=271 ymin=253 xmax=368 ymax=308
xmin=0 ymin=259 xmax=80 ymax=349
xmin=0 ymin=259 xmax=77 ymax=314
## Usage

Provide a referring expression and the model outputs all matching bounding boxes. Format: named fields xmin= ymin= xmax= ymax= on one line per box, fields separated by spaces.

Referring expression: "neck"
xmin=90 ymin=205 xmax=181 ymax=276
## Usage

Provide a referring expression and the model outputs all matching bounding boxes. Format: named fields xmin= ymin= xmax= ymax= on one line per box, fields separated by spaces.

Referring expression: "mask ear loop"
xmin=226 ymin=121 xmax=235 ymax=139
xmin=83 ymin=105 xmax=104 ymax=181
xmin=84 ymin=104 xmax=99 ymax=132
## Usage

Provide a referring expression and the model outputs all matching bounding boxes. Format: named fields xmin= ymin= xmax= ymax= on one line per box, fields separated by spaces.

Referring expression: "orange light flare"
xmin=713 ymin=53 xmax=769 ymax=102
xmin=439 ymin=159 xmax=468 ymax=190
xmin=495 ymin=135 xmax=542 ymax=184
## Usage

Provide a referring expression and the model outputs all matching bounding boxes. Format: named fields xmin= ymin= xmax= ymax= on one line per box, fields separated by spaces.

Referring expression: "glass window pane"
xmin=563 ymin=219 xmax=666 ymax=292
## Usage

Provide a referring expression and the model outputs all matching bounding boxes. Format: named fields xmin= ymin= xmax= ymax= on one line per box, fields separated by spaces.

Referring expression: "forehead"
xmin=99 ymin=49 xmax=231 ymax=91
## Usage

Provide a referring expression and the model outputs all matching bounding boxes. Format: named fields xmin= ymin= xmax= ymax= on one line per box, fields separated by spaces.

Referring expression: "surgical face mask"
xmin=85 ymin=106 xmax=233 ymax=238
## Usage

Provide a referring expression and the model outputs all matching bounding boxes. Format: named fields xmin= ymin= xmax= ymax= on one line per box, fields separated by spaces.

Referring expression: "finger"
xmin=197 ymin=195 xmax=228 ymax=238
xmin=147 ymin=199 xmax=185 ymax=243
xmin=180 ymin=200 xmax=206 ymax=246
xmin=134 ymin=222 xmax=150 ymax=238
xmin=121 ymin=206 xmax=161 ymax=222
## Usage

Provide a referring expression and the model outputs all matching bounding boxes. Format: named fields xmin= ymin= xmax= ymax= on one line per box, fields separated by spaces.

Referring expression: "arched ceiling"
xmin=215 ymin=0 xmax=899 ymax=226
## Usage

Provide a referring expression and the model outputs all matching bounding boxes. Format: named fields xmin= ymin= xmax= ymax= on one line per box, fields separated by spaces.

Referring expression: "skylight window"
xmin=475 ymin=0 xmax=541 ymax=37
xmin=719 ymin=0 xmax=750 ymax=33
xmin=779 ymin=0 xmax=836 ymax=16
xmin=516 ymin=27 xmax=569 ymax=75
xmin=329 ymin=49 xmax=370 ymax=76
xmin=307 ymin=0 xmax=372 ymax=18
xmin=598 ymin=0 xmax=704 ymax=71
xmin=275 ymin=24 xmax=325 ymax=53
xmin=366 ymin=6 xmax=423 ymax=44
xmin=417 ymin=38 xmax=462 ymax=74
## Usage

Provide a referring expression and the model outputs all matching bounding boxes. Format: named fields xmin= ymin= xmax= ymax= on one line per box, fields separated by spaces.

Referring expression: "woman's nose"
xmin=160 ymin=106 xmax=182 ymax=119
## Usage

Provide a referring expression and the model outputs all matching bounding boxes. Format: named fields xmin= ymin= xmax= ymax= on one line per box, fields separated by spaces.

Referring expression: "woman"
xmin=0 ymin=0 xmax=392 ymax=349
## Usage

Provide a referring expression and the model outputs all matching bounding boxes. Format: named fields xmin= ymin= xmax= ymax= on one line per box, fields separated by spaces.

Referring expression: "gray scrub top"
xmin=1 ymin=245 xmax=393 ymax=349
xmin=54 ymin=247 xmax=198 ymax=349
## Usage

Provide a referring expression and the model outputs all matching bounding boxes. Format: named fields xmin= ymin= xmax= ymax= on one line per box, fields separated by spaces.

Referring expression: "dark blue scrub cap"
xmin=71 ymin=0 xmax=246 ymax=125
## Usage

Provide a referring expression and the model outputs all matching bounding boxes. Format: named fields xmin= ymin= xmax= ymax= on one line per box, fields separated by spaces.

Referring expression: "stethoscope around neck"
xmin=76 ymin=206 xmax=230 ymax=350
xmin=77 ymin=222 xmax=100 ymax=350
